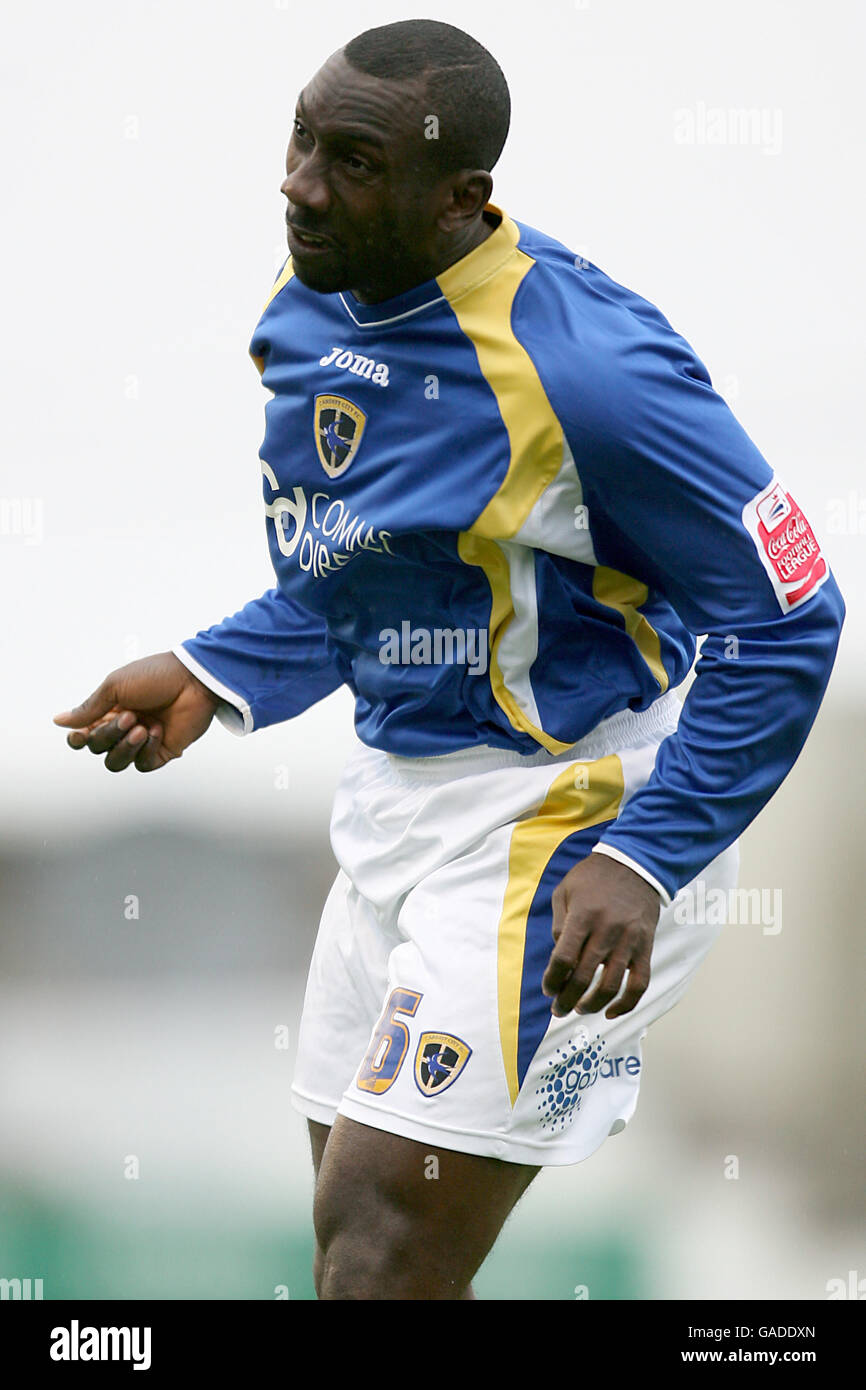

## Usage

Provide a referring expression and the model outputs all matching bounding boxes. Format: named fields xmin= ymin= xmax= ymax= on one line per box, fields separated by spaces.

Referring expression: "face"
xmin=281 ymin=49 xmax=489 ymax=302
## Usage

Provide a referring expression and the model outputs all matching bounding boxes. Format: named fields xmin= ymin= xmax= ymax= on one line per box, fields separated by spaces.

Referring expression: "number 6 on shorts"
xmin=355 ymin=987 xmax=423 ymax=1094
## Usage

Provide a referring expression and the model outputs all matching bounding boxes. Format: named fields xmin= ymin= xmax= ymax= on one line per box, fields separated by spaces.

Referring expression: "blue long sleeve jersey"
xmin=175 ymin=203 xmax=844 ymax=904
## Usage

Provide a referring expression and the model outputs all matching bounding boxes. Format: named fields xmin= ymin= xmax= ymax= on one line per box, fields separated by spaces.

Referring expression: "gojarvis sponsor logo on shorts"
xmin=414 ymin=1032 xmax=472 ymax=1097
xmin=535 ymin=1034 xmax=641 ymax=1132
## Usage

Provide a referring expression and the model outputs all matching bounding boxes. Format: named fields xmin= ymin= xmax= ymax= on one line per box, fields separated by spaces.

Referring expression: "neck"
xmin=349 ymin=211 xmax=497 ymax=305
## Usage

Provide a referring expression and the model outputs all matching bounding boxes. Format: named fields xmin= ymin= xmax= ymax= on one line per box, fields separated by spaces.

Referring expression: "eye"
xmin=344 ymin=153 xmax=370 ymax=172
xmin=293 ymin=118 xmax=309 ymax=140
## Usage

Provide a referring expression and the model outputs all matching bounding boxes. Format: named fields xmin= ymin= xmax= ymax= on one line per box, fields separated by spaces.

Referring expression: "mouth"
xmin=287 ymin=222 xmax=338 ymax=254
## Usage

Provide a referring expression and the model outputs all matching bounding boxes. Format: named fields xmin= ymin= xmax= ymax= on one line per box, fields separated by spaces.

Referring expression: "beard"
xmin=287 ymin=215 xmax=429 ymax=302
xmin=287 ymin=241 xmax=354 ymax=295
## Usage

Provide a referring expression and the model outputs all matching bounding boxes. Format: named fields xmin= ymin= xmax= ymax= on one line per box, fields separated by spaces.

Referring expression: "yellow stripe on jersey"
xmin=497 ymin=755 xmax=626 ymax=1107
xmin=457 ymin=532 xmax=574 ymax=755
xmin=443 ymin=207 xmax=573 ymax=751
xmin=262 ymin=257 xmax=295 ymax=312
xmin=437 ymin=211 xmax=564 ymax=540
xmin=592 ymin=566 xmax=670 ymax=694
xmin=250 ymin=258 xmax=296 ymax=376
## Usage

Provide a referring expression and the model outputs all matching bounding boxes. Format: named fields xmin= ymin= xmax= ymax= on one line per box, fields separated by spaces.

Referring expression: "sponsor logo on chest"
xmin=261 ymin=464 xmax=394 ymax=578
xmin=319 ymin=345 xmax=390 ymax=387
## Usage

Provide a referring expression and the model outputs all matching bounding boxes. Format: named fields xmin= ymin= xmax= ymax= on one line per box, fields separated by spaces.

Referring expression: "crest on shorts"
xmin=414 ymin=1033 xmax=472 ymax=1096
xmin=314 ymin=394 xmax=366 ymax=478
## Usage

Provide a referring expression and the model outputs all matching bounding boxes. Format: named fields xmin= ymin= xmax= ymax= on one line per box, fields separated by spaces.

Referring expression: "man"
xmin=54 ymin=20 xmax=844 ymax=1299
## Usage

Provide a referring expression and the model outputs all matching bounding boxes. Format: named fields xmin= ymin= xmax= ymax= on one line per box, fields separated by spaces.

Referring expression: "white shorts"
xmin=291 ymin=692 xmax=738 ymax=1166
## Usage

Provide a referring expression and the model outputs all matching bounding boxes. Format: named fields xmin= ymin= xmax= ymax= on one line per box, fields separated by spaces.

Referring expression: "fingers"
xmin=62 ymin=708 xmax=165 ymax=773
xmin=542 ymin=885 xmax=587 ymax=1003
xmin=132 ymin=724 xmax=168 ymax=774
xmin=53 ymin=683 xmax=118 ymax=729
xmin=102 ymin=723 xmax=151 ymax=772
xmin=76 ymin=710 xmax=138 ymax=754
xmin=66 ymin=728 xmax=95 ymax=749
xmin=573 ymin=953 xmax=641 ymax=1018
xmin=604 ymin=957 xmax=651 ymax=1020
xmin=547 ymin=940 xmax=652 ymax=1021
xmin=101 ymin=720 xmax=167 ymax=773
xmin=64 ymin=708 xmax=133 ymax=751
xmin=551 ymin=949 xmax=625 ymax=1019
xmin=541 ymin=861 xmax=658 ymax=1021
xmin=541 ymin=946 xmax=582 ymax=1004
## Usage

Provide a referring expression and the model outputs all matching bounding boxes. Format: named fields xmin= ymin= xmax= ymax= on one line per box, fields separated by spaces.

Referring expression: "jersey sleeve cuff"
xmin=590 ymin=843 xmax=673 ymax=908
xmin=171 ymin=643 xmax=253 ymax=737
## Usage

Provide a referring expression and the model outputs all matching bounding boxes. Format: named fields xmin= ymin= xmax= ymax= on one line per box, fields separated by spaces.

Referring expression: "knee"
xmin=317 ymin=1233 xmax=402 ymax=1301
xmin=314 ymin=1202 xmax=412 ymax=1300
xmin=313 ymin=1194 xmax=461 ymax=1300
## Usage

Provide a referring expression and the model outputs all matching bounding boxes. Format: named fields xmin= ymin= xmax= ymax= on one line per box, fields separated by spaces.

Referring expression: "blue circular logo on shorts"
xmin=535 ymin=1034 xmax=606 ymax=1131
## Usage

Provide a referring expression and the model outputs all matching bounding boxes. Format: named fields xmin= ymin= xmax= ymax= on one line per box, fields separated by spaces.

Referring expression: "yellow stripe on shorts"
xmin=497 ymin=755 xmax=626 ymax=1106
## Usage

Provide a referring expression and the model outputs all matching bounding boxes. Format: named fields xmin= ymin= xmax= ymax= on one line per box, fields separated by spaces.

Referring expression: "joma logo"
xmin=319 ymin=345 xmax=390 ymax=387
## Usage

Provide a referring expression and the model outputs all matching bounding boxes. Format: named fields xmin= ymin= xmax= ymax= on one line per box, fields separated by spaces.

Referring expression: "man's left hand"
xmin=541 ymin=853 xmax=662 ymax=1020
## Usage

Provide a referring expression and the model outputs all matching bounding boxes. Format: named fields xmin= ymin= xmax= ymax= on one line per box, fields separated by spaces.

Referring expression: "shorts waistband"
xmin=383 ymin=690 xmax=681 ymax=782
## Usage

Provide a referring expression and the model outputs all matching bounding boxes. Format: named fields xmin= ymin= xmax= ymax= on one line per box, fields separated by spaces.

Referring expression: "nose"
xmin=281 ymin=152 xmax=330 ymax=215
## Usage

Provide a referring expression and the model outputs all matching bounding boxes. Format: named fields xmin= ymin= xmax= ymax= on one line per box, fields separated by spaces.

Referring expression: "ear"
xmin=436 ymin=170 xmax=494 ymax=234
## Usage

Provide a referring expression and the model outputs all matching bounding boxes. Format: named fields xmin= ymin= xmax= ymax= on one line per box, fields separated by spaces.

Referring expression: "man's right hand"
xmin=53 ymin=651 xmax=222 ymax=773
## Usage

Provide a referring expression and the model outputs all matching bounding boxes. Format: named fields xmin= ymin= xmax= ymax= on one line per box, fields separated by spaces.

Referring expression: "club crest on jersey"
xmin=742 ymin=477 xmax=828 ymax=612
xmin=314 ymin=395 xmax=366 ymax=479
xmin=414 ymin=1033 xmax=471 ymax=1096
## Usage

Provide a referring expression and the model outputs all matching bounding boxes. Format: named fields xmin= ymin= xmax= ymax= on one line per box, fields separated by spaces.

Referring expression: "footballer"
xmin=54 ymin=20 xmax=844 ymax=1299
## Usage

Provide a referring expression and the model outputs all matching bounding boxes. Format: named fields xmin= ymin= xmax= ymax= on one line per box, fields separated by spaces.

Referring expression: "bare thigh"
xmin=307 ymin=1115 xmax=538 ymax=1300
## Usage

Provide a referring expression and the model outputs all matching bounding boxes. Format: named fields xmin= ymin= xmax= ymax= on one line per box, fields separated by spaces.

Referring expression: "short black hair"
xmin=342 ymin=19 xmax=510 ymax=176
